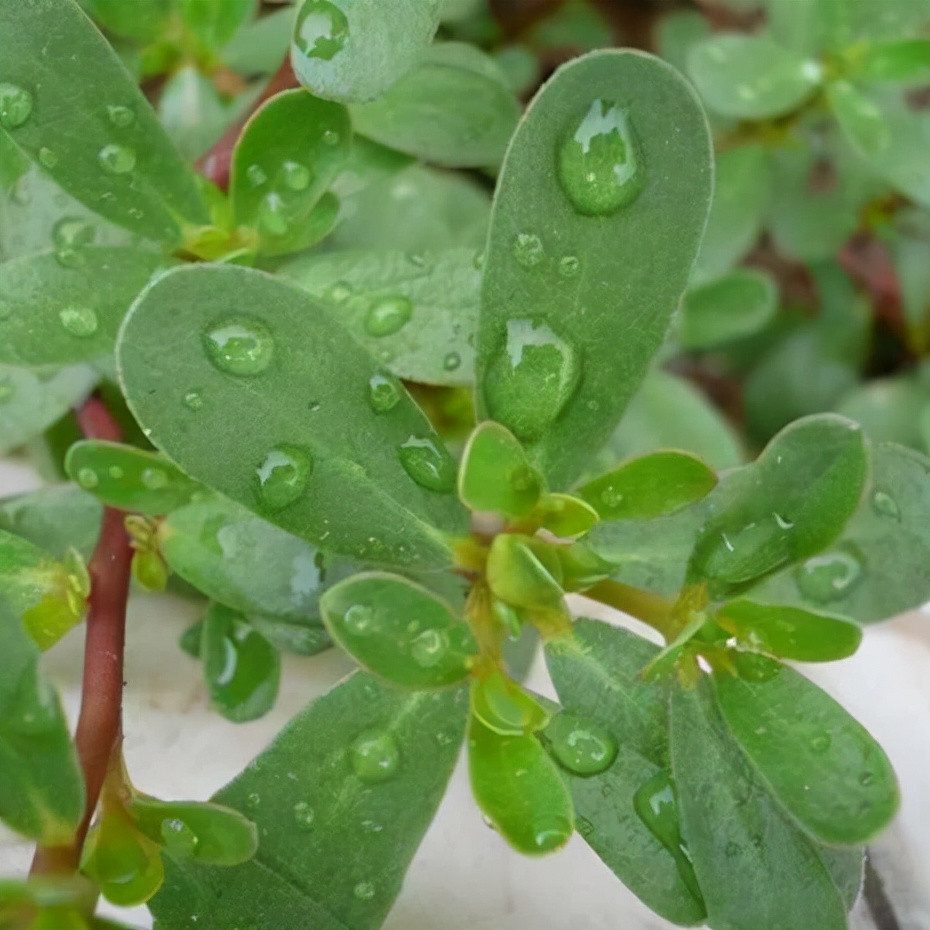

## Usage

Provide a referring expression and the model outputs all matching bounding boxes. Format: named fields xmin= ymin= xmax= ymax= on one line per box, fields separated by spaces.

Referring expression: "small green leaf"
xmin=715 ymin=599 xmax=862 ymax=662
xmin=536 ymin=493 xmax=598 ymax=538
xmin=131 ymin=796 xmax=258 ymax=866
xmin=0 ymin=0 xmax=208 ymax=244
xmin=477 ymin=50 xmax=713 ymax=487
xmin=470 ymin=672 xmax=550 ymax=735
xmin=290 ymin=0 xmax=441 ymax=103
xmin=65 ymin=441 xmax=204 ymax=516
xmin=828 ymin=80 xmax=892 ymax=159
xmin=280 ymin=248 xmax=480 ymax=387
xmin=458 ymin=421 xmax=543 ymax=517
xmin=180 ymin=0 xmax=257 ymax=51
xmin=716 ymin=666 xmax=898 ymax=845
xmin=223 ymin=5 xmax=296 ymax=76
xmin=656 ymin=10 xmax=710 ymax=76
xmin=320 ymin=572 xmax=476 ymax=688
xmin=117 ymin=264 xmax=467 ymax=569
xmin=230 ymin=89 xmax=349 ymax=256
xmin=486 ymin=533 xmax=564 ymax=612
xmin=0 ymin=603 xmax=84 ymax=844
xmin=467 ymin=714 xmax=573 ymax=855
xmin=0 ymin=485 xmax=101 ymax=561
xmin=201 ymin=604 xmax=280 ymax=723
xmin=856 ymin=38 xmax=930 ymax=82
xmin=149 ymin=673 xmax=467 ymax=930
xmin=350 ymin=43 xmax=519 ymax=167
xmin=579 ymin=450 xmax=717 ymax=522
xmin=83 ymin=0 xmax=174 ymax=42
xmin=687 ymin=35 xmax=821 ymax=119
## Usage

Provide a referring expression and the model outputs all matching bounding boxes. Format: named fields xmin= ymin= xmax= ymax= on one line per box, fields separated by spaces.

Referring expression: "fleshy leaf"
xmin=476 ymin=50 xmax=713 ymax=487
xmin=470 ymin=672 xmax=550 ymax=736
xmin=180 ymin=0 xmax=257 ymax=51
xmin=486 ymin=534 xmax=564 ymax=612
xmin=535 ymin=493 xmax=598 ymax=538
xmin=117 ymin=264 xmax=467 ymax=569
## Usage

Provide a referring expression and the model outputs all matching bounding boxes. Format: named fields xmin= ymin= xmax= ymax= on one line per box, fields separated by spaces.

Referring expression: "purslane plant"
xmin=1 ymin=1 xmax=929 ymax=929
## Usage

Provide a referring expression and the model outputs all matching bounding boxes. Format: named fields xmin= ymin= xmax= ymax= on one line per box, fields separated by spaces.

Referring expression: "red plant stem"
xmin=30 ymin=396 xmax=133 ymax=877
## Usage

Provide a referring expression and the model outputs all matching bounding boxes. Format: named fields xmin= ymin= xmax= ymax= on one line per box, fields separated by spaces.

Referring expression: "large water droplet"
xmin=367 ymin=373 xmax=400 ymax=413
xmin=98 ymin=143 xmax=136 ymax=174
xmin=484 ymin=319 xmax=580 ymax=442
xmin=344 ymin=604 xmax=375 ymax=636
xmin=203 ymin=318 xmax=274 ymax=376
xmin=0 ymin=83 xmax=33 ymax=130
xmin=795 ymin=547 xmax=863 ymax=603
xmin=255 ymin=444 xmax=313 ymax=510
xmin=410 ymin=629 xmax=448 ymax=668
xmin=397 ymin=435 xmax=456 ymax=492
xmin=106 ymin=104 xmax=135 ymax=128
xmin=871 ymin=489 xmax=900 ymax=521
xmin=294 ymin=0 xmax=349 ymax=60
xmin=160 ymin=818 xmax=199 ymax=856
xmin=558 ymin=99 xmax=644 ymax=216
xmin=512 ymin=232 xmax=544 ymax=268
xmin=545 ymin=712 xmax=617 ymax=777
xmin=292 ymin=801 xmax=315 ymax=831
xmin=365 ymin=296 xmax=412 ymax=337
xmin=59 ymin=307 xmax=98 ymax=338
xmin=140 ymin=467 xmax=167 ymax=491
xmin=350 ymin=730 xmax=400 ymax=784
xmin=353 ymin=881 xmax=375 ymax=901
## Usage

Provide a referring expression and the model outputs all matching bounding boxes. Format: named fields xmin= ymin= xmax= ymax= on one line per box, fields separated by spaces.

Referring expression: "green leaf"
xmin=470 ymin=672 xmax=550 ymax=736
xmin=656 ymin=10 xmax=710 ymax=77
xmin=688 ymin=415 xmax=868 ymax=594
xmin=130 ymin=796 xmax=258 ymax=866
xmin=280 ymin=248 xmax=480 ymax=387
xmin=0 ymin=0 xmax=208 ymax=245
xmin=201 ymin=604 xmax=280 ymax=723
xmin=0 ymin=249 xmax=167 ymax=367
xmin=535 ymin=493 xmax=598 ymax=538
xmin=230 ymin=88 xmax=349 ymax=256
xmin=715 ymin=599 xmax=862 ymax=661
xmin=467 ymin=714 xmax=573 ymax=855
xmin=159 ymin=497 xmax=336 ymax=623
xmin=889 ymin=207 xmax=930 ymax=352
xmin=0 ymin=364 xmax=97 ymax=456
xmin=0 ymin=603 xmax=84 ymax=843
xmin=83 ymin=0 xmax=174 ymax=42
xmin=180 ymin=0 xmax=256 ymax=51
xmin=150 ymin=673 xmax=467 ymax=930
xmin=320 ymin=572 xmax=476 ymax=688
xmin=834 ymin=373 xmax=929 ymax=450
xmin=715 ymin=666 xmax=898 ymax=845
xmin=678 ymin=269 xmax=778 ymax=351
xmin=0 ymin=485 xmax=101 ymax=561
xmin=290 ymin=0 xmax=441 ymax=103
xmin=578 ymin=451 xmax=717 ymax=522
xmin=458 ymin=421 xmax=542 ymax=516
xmin=687 ymin=35 xmax=821 ymax=119
xmin=223 ymin=6 xmax=296 ymax=76
xmin=349 ymin=43 xmax=519 ymax=168
xmin=65 ymin=441 xmax=204 ymax=516
xmin=856 ymin=38 xmax=930 ymax=81
xmin=670 ymin=682 xmax=850 ymax=930
xmin=486 ymin=533 xmax=564 ymax=612
xmin=117 ymin=264 xmax=467 ymax=569
xmin=476 ymin=50 xmax=713 ymax=487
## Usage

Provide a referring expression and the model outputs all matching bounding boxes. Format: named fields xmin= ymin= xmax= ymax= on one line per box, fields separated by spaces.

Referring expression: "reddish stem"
xmin=30 ymin=396 xmax=133 ymax=876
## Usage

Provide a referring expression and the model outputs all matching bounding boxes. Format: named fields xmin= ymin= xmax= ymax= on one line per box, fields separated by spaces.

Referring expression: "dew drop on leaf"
xmin=442 ymin=351 xmax=461 ymax=372
xmin=108 ymin=465 xmax=124 ymax=479
xmin=531 ymin=815 xmax=573 ymax=853
xmin=140 ymin=467 xmax=167 ymax=491
xmin=871 ymin=489 xmax=900 ymax=521
xmin=558 ymin=255 xmax=580 ymax=277
xmin=544 ymin=712 xmax=617 ymax=776
xmin=809 ymin=734 xmax=831 ymax=753
xmin=281 ymin=160 xmax=312 ymax=192
xmin=246 ymin=164 xmax=267 ymax=188
xmin=353 ymin=881 xmax=376 ymax=901
xmin=294 ymin=0 xmax=350 ymax=61
xmin=203 ymin=317 xmax=274 ymax=376
xmin=343 ymin=604 xmax=375 ymax=636
xmin=245 ymin=793 xmax=261 ymax=811
xmin=259 ymin=192 xmax=289 ymax=235
xmin=292 ymin=801 xmax=315 ymax=831
xmin=365 ymin=296 xmax=413 ymax=337
xmin=52 ymin=217 xmax=96 ymax=270
xmin=97 ymin=143 xmax=136 ymax=174
xmin=38 ymin=147 xmax=58 ymax=169
xmin=558 ymin=99 xmax=644 ymax=216
xmin=322 ymin=129 xmax=340 ymax=146
xmin=350 ymin=730 xmax=400 ymax=784
xmin=106 ymin=104 xmax=135 ymax=128
xmin=324 ymin=280 xmax=353 ymax=304
xmin=0 ymin=82 xmax=33 ymax=130
xmin=59 ymin=306 xmax=98 ymax=338
xmin=410 ymin=629 xmax=448 ymax=668
xmin=160 ymin=818 xmax=199 ymax=856
xmin=859 ymin=771 xmax=874 ymax=786
xmin=512 ymin=232 xmax=544 ymax=268
xmin=254 ymin=444 xmax=313 ymax=510
xmin=397 ymin=435 xmax=456 ymax=492
xmin=794 ymin=548 xmax=864 ymax=603
xmin=182 ymin=390 xmax=203 ymax=411
xmin=367 ymin=373 xmax=400 ymax=414
xmin=77 ymin=466 xmax=99 ymax=489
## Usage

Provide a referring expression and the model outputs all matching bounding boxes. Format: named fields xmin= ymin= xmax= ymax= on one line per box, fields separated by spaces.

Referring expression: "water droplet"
xmin=77 ymin=467 xmax=99 ymax=489
xmin=183 ymin=390 xmax=203 ymax=411
xmin=203 ymin=317 xmax=274 ymax=376
xmin=367 ymin=373 xmax=400 ymax=413
xmin=51 ymin=216 xmax=96 ymax=268
xmin=353 ymin=881 xmax=375 ymax=901
xmin=350 ymin=730 xmax=400 ymax=784
xmin=246 ymin=163 xmax=267 ymax=188
xmin=98 ymin=143 xmax=136 ymax=174
xmin=442 ymin=351 xmax=461 ymax=372
xmin=59 ymin=306 xmax=98 ymax=338
xmin=108 ymin=465 xmax=124 ymax=479
xmin=397 ymin=435 xmax=456 ymax=492
xmin=809 ymin=734 xmax=831 ymax=753
xmin=292 ymin=801 xmax=315 ymax=830
xmin=343 ymin=604 xmax=375 ymax=636
xmin=322 ymin=129 xmax=340 ymax=146
xmin=245 ymin=792 xmax=261 ymax=810
xmin=294 ymin=0 xmax=349 ymax=61
xmin=531 ymin=815 xmax=573 ymax=852
xmin=38 ymin=147 xmax=58 ymax=169
xmin=410 ymin=629 xmax=448 ymax=668
xmin=871 ymin=489 xmax=900 ymax=521
xmin=281 ymin=160 xmax=311 ymax=191
xmin=161 ymin=818 xmax=198 ymax=856
xmin=512 ymin=232 xmax=544 ymax=268
xmin=324 ymin=281 xmax=353 ymax=304
xmin=258 ymin=191 xmax=288 ymax=235
xmin=599 ymin=486 xmax=624 ymax=509
xmin=558 ymin=255 xmax=580 ymax=277
xmin=558 ymin=99 xmax=644 ymax=216
xmin=365 ymin=296 xmax=413 ymax=337
xmin=106 ymin=104 xmax=135 ymax=128
xmin=360 ymin=819 xmax=383 ymax=833
xmin=859 ymin=771 xmax=874 ymax=786
xmin=0 ymin=83 xmax=33 ymax=130
xmin=255 ymin=444 xmax=313 ymax=510
xmin=545 ymin=712 xmax=617 ymax=776
xmin=795 ymin=547 xmax=864 ymax=603
xmin=140 ymin=467 xmax=167 ymax=491
xmin=484 ymin=318 xmax=580 ymax=442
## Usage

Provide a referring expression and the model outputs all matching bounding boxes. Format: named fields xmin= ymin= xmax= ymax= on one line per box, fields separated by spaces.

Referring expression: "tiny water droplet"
xmin=512 ymin=232 xmax=544 ymax=268
xmin=558 ymin=255 xmax=580 ymax=277
xmin=255 ymin=444 xmax=313 ymax=510
xmin=558 ymin=99 xmax=644 ymax=216
xmin=472 ymin=250 xmax=485 ymax=270
xmin=350 ymin=730 xmax=400 ymax=784
xmin=442 ymin=351 xmax=461 ymax=372
xmin=161 ymin=818 xmax=198 ymax=856
xmin=360 ymin=819 xmax=383 ymax=833
xmin=246 ymin=163 xmax=267 ymax=188
xmin=59 ymin=306 xmax=98 ymax=338
xmin=38 ymin=147 xmax=58 ymax=169
xmin=410 ymin=629 xmax=448 ymax=668
xmin=365 ymin=295 xmax=412 ymax=337
xmin=258 ymin=191 xmax=288 ymax=235
xmin=398 ymin=435 xmax=456 ymax=492
xmin=531 ymin=815 xmax=572 ymax=852
xmin=77 ymin=467 xmax=99 ymax=489
xmin=203 ymin=318 xmax=274 ymax=376
xmin=245 ymin=792 xmax=261 ymax=810
xmin=98 ymin=143 xmax=136 ymax=174
xmin=293 ymin=801 xmax=315 ymax=830
xmin=599 ymin=486 xmax=624 ymax=509
xmin=281 ymin=160 xmax=311 ymax=191
xmin=141 ymin=467 xmax=167 ymax=491
xmin=795 ymin=547 xmax=864 ymax=603
xmin=353 ymin=881 xmax=375 ymax=901
xmin=106 ymin=104 xmax=135 ymax=127
xmin=183 ymin=390 xmax=203 ymax=410
xmin=367 ymin=373 xmax=400 ymax=413
xmin=51 ymin=217 xmax=96 ymax=268
xmin=324 ymin=280 xmax=353 ymax=304
xmin=322 ymin=129 xmax=340 ymax=146
xmin=108 ymin=465 xmax=124 ymax=479
xmin=859 ymin=771 xmax=874 ymax=786
xmin=871 ymin=489 xmax=900 ymax=521
xmin=809 ymin=734 xmax=831 ymax=753
xmin=0 ymin=83 xmax=33 ymax=130
xmin=343 ymin=604 xmax=375 ymax=636
xmin=294 ymin=0 xmax=349 ymax=61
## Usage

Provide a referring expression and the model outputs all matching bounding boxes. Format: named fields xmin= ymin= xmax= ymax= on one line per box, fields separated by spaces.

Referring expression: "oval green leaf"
xmin=470 ymin=672 xmax=550 ymax=736
xmin=486 ymin=533 xmax=564 ymax=612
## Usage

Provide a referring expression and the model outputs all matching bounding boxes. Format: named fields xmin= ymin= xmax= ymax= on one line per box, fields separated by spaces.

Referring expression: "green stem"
xmin=584 ymin=579 xmax=677 ymax=641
